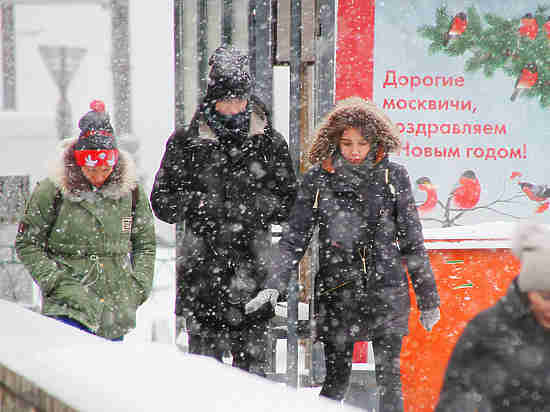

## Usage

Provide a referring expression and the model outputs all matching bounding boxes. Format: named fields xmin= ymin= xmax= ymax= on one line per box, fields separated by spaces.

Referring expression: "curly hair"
xmin=309 ymin=97 xmax=401 ymax=164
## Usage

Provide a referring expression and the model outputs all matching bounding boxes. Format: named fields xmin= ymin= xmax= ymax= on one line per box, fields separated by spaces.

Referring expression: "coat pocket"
xmin=315 ymin=266 xmax=363 ymax=297
xmin=51 ymin=278 xmax=102 ymax=319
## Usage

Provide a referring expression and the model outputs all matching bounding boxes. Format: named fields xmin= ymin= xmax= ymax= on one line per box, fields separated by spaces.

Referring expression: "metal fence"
xmin=0 ymin=241 xmax=40 ymax=311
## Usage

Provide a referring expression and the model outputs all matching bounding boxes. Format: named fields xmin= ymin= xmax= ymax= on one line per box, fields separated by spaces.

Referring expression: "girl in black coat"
xmin=247 ymin=97 xmax=440 ymax=410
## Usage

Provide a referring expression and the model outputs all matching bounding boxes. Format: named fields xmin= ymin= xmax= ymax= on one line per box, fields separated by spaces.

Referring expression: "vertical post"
xmin=247 ymin=0 xmax=256 ymax=82
xmin=221 ymin=0 xmax=232 ymax=45
xmin=2 ymin=4 xmax=16 ymax=110
xmin=174 ymin=0 xmax=186 ymax=129
xmin=249 ymin=0 xmax=273 ymax=109
xmin=314 ymin=0 xmax=335 ymax=123
xmin=197 ymin=0 xmax=209 ymax=102
xmin=57 ymin=47 xmax=72 ymax=140
xmin=287 ymin=0 xmax=302 ymax=390
xmin=310 ymin=0 xmax=335 ymax=385
xmin=174 ymin=0 xmax=186 ymax=297
xmin=111 ymin=0 xmax=132 ymax=135
xmin=38 ymin=45 xmax=86 ymax=141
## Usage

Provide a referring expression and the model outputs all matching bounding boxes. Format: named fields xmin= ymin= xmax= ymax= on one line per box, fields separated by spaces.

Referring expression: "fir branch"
xmin=419 ymin=4 xmax=550 ymax=108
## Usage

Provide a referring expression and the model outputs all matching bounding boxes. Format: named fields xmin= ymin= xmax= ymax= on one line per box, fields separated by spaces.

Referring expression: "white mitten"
xmin=244 ymin=289 xmax=279 ymax=314
xmin=420 ymin=307 xmax=441 ymax=331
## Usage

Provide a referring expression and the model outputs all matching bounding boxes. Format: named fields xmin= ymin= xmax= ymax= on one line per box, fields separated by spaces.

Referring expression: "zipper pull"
xmin=359 ymin=247 xmax=367 ymax=274
xmin=385 ymin=168 xmax=396 ymax=195
xmin=313 ymin=188 xmax=320 ymax=209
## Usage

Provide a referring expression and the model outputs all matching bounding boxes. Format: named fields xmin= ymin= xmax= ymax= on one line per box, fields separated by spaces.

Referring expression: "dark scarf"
xmin=332 ymin=146 xmax=379 ymax=192
xmin=204 ymin=101 xmax=251 ymax=151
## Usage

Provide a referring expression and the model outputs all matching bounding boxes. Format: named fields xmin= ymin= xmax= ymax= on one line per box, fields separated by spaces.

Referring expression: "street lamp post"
xmin=38 ymin=45 xmax=86 ymax=140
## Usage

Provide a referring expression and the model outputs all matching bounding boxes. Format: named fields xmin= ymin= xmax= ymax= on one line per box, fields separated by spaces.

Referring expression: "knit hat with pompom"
xmin=73 ymin=100 xmax=118 ymax=167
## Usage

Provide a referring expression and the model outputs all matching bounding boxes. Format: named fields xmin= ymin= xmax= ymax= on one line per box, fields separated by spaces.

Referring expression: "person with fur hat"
xmin=435 ymin=221 xmax=550 ymax=411
xmin=150 ymin=45 xmax=297 ymax=375
xmin=15 ymin=101 xmax=156 ymax=340
xmin=246 ymin=97 xmax=440 ymax=410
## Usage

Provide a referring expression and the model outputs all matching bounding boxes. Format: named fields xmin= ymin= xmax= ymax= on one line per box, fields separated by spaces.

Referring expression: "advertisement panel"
xmin=338 ymin=0 xmax=550 ymax=228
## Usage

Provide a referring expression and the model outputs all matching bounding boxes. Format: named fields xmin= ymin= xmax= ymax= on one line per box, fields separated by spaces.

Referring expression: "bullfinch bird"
xmin=452 ymin=170 xmax=481 ymax=209
xmin=416 ymin=176 xmax=438 ymax=214
xmin=518 ymin=181 xmax=550 ymax=202
xmin=544 ymin=16 xmax=550 ymax=40
xmin=443 ymin=12 xmax=468 ymax=46
xmin=510 ymin=63 xmax=538 ymax=101
xmin=519 ymin=181 xmax=550 ymax=213
xmin=518 ymin=13 xmax=539 ymax=40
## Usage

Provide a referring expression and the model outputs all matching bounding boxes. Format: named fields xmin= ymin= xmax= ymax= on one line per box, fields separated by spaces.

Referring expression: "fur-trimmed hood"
xmin=49 ymin=137 xmax=138 ymax=202
xmin=309 ymin=97 xmax=402 ymax=164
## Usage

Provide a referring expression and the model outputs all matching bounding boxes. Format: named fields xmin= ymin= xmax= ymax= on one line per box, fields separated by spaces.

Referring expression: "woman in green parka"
xmin=15 ymin=100 xmax=156 ymax=340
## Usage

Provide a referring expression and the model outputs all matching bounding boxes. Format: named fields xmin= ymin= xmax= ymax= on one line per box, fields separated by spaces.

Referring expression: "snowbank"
xmin=423 ymin=221 xmax=516 ymax=249
xmin=0 ymin=299 xmax=358 ymax=412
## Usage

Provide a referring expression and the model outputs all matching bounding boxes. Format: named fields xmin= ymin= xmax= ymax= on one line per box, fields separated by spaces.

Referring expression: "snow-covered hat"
xmin=206 ymin=45 xmax=252 ymax=102
xmin=511 ymin=221 xmax=550 ymax=292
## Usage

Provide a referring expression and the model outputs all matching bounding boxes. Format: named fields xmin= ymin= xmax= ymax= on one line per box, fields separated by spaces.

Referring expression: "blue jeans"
xmin=51 ymin=316 xmax=123 ymax=341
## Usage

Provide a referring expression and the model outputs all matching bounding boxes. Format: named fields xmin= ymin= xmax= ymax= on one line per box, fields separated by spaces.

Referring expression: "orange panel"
xmin=401 ymin=248 xmax=520 ymax=412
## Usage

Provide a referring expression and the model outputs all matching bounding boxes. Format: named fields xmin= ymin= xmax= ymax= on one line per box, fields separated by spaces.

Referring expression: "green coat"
xmin=16 ymin=139 xmax=156 ymax=339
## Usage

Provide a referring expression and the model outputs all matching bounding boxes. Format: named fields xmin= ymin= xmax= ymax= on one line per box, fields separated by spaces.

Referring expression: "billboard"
xmin=337 ymin=0 xmax=550 ymax=228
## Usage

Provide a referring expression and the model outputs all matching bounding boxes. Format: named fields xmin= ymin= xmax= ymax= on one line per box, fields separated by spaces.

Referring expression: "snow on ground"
xmin=1 ymin=298 xmax=358 ymax=412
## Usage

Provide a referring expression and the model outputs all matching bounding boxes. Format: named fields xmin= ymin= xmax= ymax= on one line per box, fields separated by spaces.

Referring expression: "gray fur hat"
xmin=511 ymin=221 xmax=550 ymax=292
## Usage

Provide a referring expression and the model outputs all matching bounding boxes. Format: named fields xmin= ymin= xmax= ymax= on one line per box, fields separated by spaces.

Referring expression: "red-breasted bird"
xmin=518 ymin=13 xmax=539 ymax=40
xmin=518 ymin=181 xmax=550 ymax=202
xmin=544 ymin=16 xmax=550 ymax=40
xmin=510 ymin=63 xmax=538 ymax=101
xmin=416 ymin=177 xmax=438 ymax=214
xmin=443 ymin=12 xmax=468 ymax=46
xmin=452 ymin=170 xmax=481 ymax=209
xmin=518 ymin=181 xmax=550 ymax=213
xmin=536 ymin=202 xmax=550 ymax=213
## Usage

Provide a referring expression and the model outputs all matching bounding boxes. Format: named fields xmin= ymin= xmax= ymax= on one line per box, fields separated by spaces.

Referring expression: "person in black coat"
xmin=150 ymin=45 xmax=297 ymax=376
xmin=247 ymin=97 xmax=440 ymax=411
xmin=435 ymin=222 xmax=550 ymax=412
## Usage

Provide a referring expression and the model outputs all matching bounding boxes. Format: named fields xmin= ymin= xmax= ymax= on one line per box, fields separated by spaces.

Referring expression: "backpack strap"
xmin=129 ymin=187 xmax=139 ymax=267
xmin=131 ymin=186 xmax=138 ymax=221
xmin=44 ymin=188 xmax=63 ymax=252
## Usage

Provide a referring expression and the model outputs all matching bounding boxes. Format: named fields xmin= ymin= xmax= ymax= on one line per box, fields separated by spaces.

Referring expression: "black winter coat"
xmin=435 ymin=278 xmax=550 ymax=412
xmin=265 ymin=155 xmax=440 ymax=343
xmin=150 ymin=97 xmax=297 ymax=335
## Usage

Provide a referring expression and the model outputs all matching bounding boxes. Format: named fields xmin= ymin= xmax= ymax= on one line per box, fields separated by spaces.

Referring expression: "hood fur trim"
xmin=309 ymin=97 xmax=402 ymax=164
xmin=49 ymin=137 xmax=138 ymax=202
